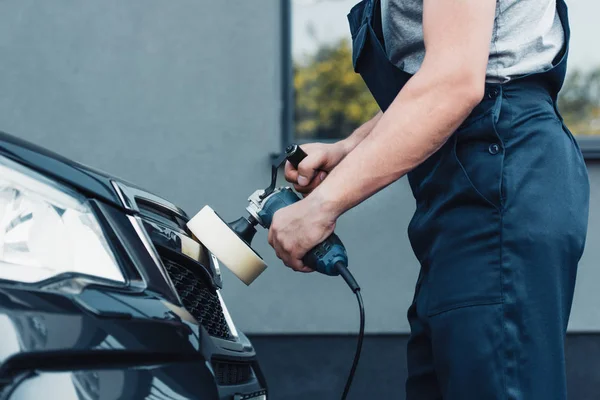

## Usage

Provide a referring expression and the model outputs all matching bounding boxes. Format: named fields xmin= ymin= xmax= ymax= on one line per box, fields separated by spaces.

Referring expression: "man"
xmin=269 ymin=0 xmax=589 ymax=398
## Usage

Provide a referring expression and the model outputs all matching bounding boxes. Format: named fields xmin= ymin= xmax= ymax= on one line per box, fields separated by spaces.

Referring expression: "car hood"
xmin=0 ymin=131 xmax=161 ymax=210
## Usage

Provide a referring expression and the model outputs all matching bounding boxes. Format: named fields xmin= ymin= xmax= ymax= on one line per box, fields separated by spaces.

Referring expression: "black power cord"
xmin=334 ymin=262 xmax=365 ymax=400
xmin=341 ymin=289 xmax=364 ymax=400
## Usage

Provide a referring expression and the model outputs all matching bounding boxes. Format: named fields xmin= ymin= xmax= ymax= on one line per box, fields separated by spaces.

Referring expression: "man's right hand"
xmin=284 ymin=142 xmax=350 ymax=195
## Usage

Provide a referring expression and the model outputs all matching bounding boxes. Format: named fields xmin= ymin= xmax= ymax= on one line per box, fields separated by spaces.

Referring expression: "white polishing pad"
xmin=187 ymin=206 xmax=267 ymax=285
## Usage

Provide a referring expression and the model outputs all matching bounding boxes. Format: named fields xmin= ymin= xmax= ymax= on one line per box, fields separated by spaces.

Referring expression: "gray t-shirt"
xmin=381 ymin=0 xmax=564 ymax=82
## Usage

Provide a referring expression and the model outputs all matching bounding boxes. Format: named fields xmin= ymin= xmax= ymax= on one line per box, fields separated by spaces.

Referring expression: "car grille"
xmin=161 ymin=257 xmax=232 ymax=340
xmin=212 ymin=360 xmax=253 ymax=386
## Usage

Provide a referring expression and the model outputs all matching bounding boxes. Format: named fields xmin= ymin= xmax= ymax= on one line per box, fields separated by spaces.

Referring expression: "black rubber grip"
xmin=285 ymin=144 xmax=308 ymax=169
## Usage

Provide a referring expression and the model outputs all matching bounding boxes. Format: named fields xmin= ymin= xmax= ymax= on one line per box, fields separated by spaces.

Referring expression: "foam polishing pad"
xmin=187 ymin=206 xmax=267 ymax=285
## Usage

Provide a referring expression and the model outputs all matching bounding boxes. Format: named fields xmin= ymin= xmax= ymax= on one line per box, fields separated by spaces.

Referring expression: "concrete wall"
xmin=0 ymin=0 xmax=597 ymax=335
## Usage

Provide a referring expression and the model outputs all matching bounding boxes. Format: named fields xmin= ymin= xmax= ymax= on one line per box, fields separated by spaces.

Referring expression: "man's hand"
xmin=284 ymin=112 xmax=383 ymax=196
xmin=267 ymin=193 xmax=338 ymax=272
xmin=284 ymin=142 xmax=350 ymax=195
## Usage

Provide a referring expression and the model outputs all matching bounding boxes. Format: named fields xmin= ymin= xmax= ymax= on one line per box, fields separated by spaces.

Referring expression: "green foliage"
xmin=558 ymin=68 xmax=600 ymax=135
xmin=294 ymin=39 xmax=600 ymax=137
xmin=294 ymin=39 xmax=379 ymax=139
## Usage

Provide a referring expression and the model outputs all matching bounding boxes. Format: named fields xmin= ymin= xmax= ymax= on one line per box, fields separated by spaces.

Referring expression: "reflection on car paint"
xmin=10 ymin=363 xmax=220 ymax=400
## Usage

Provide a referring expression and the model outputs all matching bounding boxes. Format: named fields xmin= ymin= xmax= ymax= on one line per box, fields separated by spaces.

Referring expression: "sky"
xmin=292 ymin=0 xmax=600 ymax=71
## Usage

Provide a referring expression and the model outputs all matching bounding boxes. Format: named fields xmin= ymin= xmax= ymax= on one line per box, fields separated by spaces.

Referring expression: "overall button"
xmin=488 ymin=143 xmax=501 ymax=155
xmin=487 ymin=88 xmax=499 ymax=99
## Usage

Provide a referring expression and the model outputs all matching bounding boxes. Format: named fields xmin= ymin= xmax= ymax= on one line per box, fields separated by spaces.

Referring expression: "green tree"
xmin=558 ymin=67 xmax=600 ymax=135
xmin=294 ymin=39 xmax=379 ymax=139
xmin=295 ymin=40 xmax=600 ymax=137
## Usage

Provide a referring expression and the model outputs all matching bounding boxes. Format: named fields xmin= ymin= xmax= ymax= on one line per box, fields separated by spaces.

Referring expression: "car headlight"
xmin=0 ymin=156 xmax=125 ymax=287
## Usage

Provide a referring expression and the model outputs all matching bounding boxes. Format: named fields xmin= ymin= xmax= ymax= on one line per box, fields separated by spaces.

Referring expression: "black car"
xmin=0 ymin=132 xmax=267 ymax=400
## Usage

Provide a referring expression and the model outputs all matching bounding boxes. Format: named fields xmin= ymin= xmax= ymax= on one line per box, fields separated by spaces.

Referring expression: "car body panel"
xmin=7 ymin=364 xmax=220 ymax=400
xmin=0 ymin=132 xmax=122 ymax=208
xmin=0 ymin=132 xmax=267 ymax=399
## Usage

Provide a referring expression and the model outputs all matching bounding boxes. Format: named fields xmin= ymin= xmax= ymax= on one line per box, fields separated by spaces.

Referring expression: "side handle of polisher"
xmin=285 ymin=144 xmax=307 ymax=168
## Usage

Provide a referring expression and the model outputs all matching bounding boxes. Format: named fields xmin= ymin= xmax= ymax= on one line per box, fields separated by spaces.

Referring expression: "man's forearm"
xmin=340 ymin=111 xmax=383 ymax=154
xmin=311 ymin=67 xmax=483 ymax=217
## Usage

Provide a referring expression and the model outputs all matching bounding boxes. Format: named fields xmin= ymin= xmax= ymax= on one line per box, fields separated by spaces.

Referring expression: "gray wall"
xmin=0 ymin=0 xmax=597 ymax=335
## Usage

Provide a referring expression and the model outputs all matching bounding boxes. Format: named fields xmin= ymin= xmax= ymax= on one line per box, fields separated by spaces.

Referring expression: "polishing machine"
xmin=187 ymin=145 xmax=365 ymax=400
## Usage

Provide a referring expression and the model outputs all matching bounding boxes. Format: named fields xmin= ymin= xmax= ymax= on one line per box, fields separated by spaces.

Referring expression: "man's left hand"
xmin=268 ymin=194 xmax=338 ymax=272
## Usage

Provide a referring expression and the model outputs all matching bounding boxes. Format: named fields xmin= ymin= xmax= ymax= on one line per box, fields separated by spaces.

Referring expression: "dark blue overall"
xmin=348 ymin=0 xmax=589 ymax=398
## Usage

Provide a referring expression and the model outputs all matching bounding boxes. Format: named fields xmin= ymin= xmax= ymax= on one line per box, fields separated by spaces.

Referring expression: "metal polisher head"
xmin=186 ymin=206 xmax=267 ymax=285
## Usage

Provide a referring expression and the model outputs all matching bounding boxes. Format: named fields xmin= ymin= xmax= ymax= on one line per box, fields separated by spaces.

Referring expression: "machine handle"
xmin=258 ymin=188 xmax=348 ymax=276
xmin=302 ymin=233 xmax=348 ymax=276
xmin=285 ymin=144 xmax=307 ymax=169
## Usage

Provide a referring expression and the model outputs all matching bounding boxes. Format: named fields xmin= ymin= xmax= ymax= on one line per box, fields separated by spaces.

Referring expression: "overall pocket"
xmin=416 ymin=109 xmax=506 ymax=317
xmin=452 ymin=110 xmax=506 ymax=211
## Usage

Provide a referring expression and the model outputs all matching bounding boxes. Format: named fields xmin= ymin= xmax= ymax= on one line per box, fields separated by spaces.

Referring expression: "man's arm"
xmin=312 ymin=0 xmax=497 ymax=216
xmin=341 ymin=111 xmax=383 ymax=154
xmin=268 ymin=0 xmax=497 ymax=271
